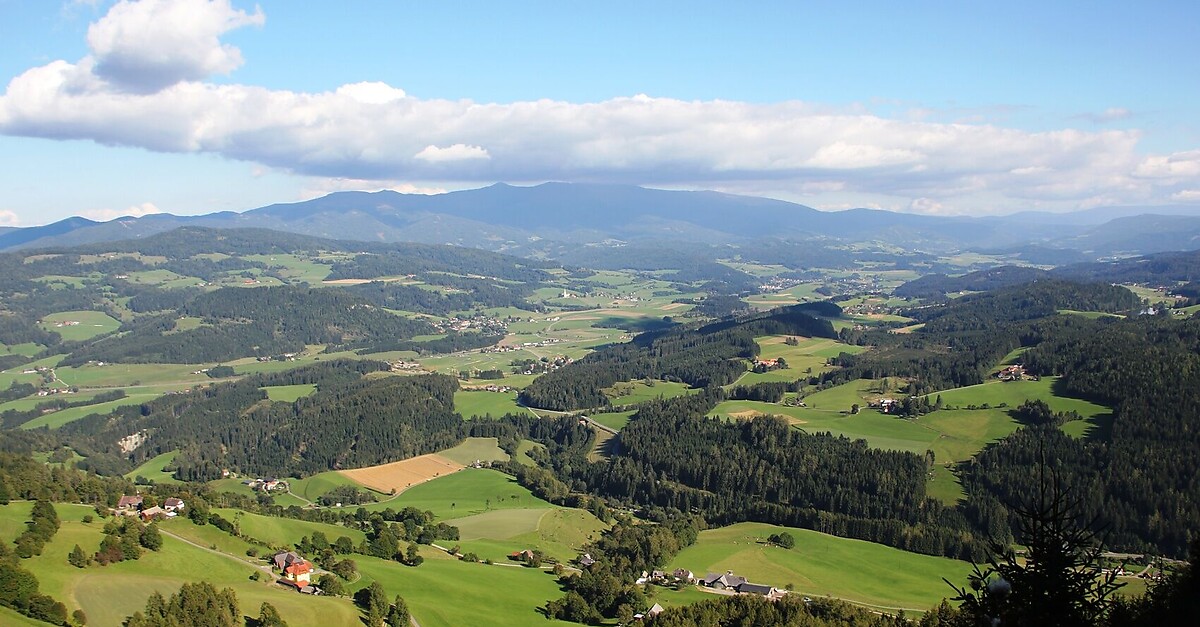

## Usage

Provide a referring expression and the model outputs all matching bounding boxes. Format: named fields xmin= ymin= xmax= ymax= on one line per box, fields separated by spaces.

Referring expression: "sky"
xmin=0 ymin=1 xmax=1198 ymax=226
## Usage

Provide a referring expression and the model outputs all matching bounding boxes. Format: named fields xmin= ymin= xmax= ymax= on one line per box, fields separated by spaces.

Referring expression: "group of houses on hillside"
xmin=577 ymin=552 xmax=788 ymax=609
xmin=116 ymin=494 xmax=186 ymax=522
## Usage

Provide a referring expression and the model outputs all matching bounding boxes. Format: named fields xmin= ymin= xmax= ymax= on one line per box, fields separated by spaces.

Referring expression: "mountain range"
xmin=4 ymin=182 xmax=1200 ymax=258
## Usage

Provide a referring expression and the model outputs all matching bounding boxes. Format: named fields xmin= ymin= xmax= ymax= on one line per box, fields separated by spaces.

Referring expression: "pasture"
xmin=212 ymin=508 xmax=366 ymax=547
xmin=588 ymin=410 xmax=635 ymax=431
xmin=385 ymin=468 xmax=548 ymax=520
xmin=666 ymin=522 xmax=972 ymax=613
xmin=603 ymin=380 xmax=696 ymax=405
xmin=438 ymin=436 xmax=509 ymax=465
xmin=0 ymin=502 xmax=361 ymax=626
xmin=453 ymin=507 xmax=609 ymax=564
xmin=38 ymin=310 xmax=121 ymax=342
xmin=339 ymin=454 xmax=464 ymax=495
xmin=287 ymin=471 xmax=366 ymax=503
xmin=126 ymin=450 xmax=179 ymax=483
xmin=19 ymin=392 xmax=160 ymax=430
xmin=354 ymin=553 xmax=573 ymax=627
xmin=455 ymin=389 xmax=533 ymax=419
xmin=261 ymin=383 xmax=318 ymax=402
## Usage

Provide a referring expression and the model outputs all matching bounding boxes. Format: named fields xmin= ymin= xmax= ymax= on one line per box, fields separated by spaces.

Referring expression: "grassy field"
xmin=287 ymin=471 xmax=366 ymax=503
xmin=438 ymin=437 xmax=510 ymax=465
xmin=603 ymin=380 xmax=696 ymax=405
xmin=712 ymin=377 xmax=1112 ymax=503
xmin=588 ymin=410 xmax=635 ymax=431
xmin=454 ymin=389 xmax=535 ymax=419
xmin=666 ymin=522 xmax=971 ymax=613
xmin=55 ymin=362 xmax=211 ymax=389
xmin=20 ymin=392 xmax=159 ymax=430
xmin=385 ymin=468 xmax=550 ymax=520
xmin=0 ymin=502 xmax=361 ymax=626
xmin=514 ymin=439 xmax=546 ymax=466
xmin=453 ymin=507 xmax=610 ymax=564
xmin=126 ymin=450 xmax=179 ymax=483
xmin=261 ymin=383 xmax=318 ymax=402
xmin=0 ymin=341 xmax=42 ymax=357
xmin=212 ymin=508 xmax=366 ymax=547
xmin=354 ymin=552 xmax=573 ymax=627
xmin=38 ymin=310 xmax=121 ymax=342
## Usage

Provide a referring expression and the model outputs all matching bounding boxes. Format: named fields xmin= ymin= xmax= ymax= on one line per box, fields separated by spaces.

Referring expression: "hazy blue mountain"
xmin=3 ymin=183 xmax=1199 ymax=256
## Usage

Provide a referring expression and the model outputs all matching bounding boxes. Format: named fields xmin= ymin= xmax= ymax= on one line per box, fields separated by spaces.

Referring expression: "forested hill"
xmin=832 ymin=280 xmax=1141 ymax=393
xmin=52 ymin=361 xmax=464 ymax=479
xmin=894 ymin=266 xmax=1052 ymax=299
xmin=520 ymin=303 xmax=838 ymax=411
xmin=59 ymin=286 xmax=438 ymax=365
xmin=961 ymin=314 xmax=1200 ymax=557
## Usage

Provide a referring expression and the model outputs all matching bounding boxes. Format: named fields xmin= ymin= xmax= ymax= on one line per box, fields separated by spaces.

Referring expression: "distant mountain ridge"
xmin=3 ymin=182 xmax=1199 ymax=257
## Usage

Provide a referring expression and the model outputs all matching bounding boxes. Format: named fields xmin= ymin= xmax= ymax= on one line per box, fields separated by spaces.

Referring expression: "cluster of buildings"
xmin=273 ymin=551 xmax=321 ymax=594
xmin=244 ymin=477 xmax=289 ymax=492
xmin=481 ymin=337 xmax=562 ymax=354
xmin=430 ymin=314 xmax=508 ymax=336
xmin=115 ymin=494 xmax=186 ymax=522
xmin=996 ymin=365 xmax=1027 ymax=381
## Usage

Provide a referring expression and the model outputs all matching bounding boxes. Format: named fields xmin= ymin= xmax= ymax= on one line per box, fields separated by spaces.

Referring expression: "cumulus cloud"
xmin=414 ymin=144 xmax=491 ymax=163
xmin=0 ymin=209 xmax=20 ymax=226
xmin=1172 ymin=190 xmax=1200 ymax=202
xmin=0 ymin=1 xmax=1196 ymax=215
xmin=83 ymin=201 xmax=164 ymax=221
xmin=87 ymin=0 xmax=264 ymax=93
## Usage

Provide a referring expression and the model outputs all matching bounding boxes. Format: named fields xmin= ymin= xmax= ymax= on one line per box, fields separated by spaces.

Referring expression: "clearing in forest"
xmin=339 ymin=454 xmax=464 ymax=494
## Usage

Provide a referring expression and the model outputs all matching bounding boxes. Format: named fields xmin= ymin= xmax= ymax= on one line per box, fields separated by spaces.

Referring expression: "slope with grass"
xmin=0 ymin=502 xmax=361 ymax=626
xmin=666 ymin=522 xmax=971 ymax=613
xmin=211 ymin=508 xmax=367 ymax=548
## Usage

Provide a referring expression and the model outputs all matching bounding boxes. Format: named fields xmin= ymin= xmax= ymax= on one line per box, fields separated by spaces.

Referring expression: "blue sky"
xmin=1 ymin=0 xmax=1198 ymax=226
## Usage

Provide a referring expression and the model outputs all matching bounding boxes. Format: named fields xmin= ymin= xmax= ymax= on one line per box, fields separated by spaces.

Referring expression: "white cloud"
xmin=87 ymin=0 xmax=264 ymax=93
xmin=336 ymin=82 xmax=407 ymax=105
xmin=0 ymin=209 xmax=20 ymax=226
xmin=298 ymin=178 xmax=446 ymax=201
xmin=1171 ymin=189 xmax=1200 ymax=202
xmin=414 ymin=144 xmax=491 ymax=163
xmin=83 ymin=201 xmax=164 ymax=221
xmin=908 ymin=197 xmax=947 ymax=215
xmin=0 ymin=1 xmax=1197 ymax=216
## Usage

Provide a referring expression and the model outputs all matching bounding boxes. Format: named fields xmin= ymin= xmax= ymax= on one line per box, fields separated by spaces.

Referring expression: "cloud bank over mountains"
xmin=1 ymin=0 xmax=1197 ymax=216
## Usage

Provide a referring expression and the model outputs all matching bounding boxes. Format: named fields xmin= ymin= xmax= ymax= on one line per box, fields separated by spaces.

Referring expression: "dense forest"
xmin=960 ymin=314 xmax=1200 ymax=557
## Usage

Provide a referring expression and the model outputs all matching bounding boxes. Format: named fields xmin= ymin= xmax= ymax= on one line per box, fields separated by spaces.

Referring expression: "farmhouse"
xmin=117 ymin=495 xmax=143 ymax=510
xmin=703 ymin=571 xmax=748 ymax=590
xmin=673 ymin=568 xmax=696 ymax=584
xmin=737 ymin=582 xmax=787 ymax=600
xmin=578 ymin=553 xmax=596 ymax=568
xmin=139 ymin=506 xmax=167 ymax=521
xmin=163 ymin=497 xmax=185 ymax=513
xmin=273 ymin=551 xmax=314 ymax=586
xmin=633 ymin=603 xmax=664 ymax=621
xmin=997 ymin=365 xmax=1025 ymax=381
xmin=508 ymin=549 xmax=536 ymax=562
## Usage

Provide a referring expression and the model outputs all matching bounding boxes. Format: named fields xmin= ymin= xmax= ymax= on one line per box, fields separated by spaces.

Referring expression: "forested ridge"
xmin=520 ymin=304 xmax=838 ymax=410
xmin=961 ymin=314 xmax=1200 ymax=557
xmin=41 ymin=361 xmax=463 ymax=479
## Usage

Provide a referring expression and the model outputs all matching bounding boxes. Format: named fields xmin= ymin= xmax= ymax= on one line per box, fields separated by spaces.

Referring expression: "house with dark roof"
xmin=163 ymin=497 xmax=185 ymax=512
xmin=703 ymin=571 xmax=747 ymax=590
xmin=273 ymin=551 xmax=313 ymax=586
xmin=117 ymin=495 xmax=143 ymax=510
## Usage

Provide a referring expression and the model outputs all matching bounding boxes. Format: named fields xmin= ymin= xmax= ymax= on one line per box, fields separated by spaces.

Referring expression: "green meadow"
xmin=603 ymin=380 xmax=696 ymax=405
xmin=20 ymin=392 xmax=160 ymax=430
xmin=126 ymin=450 xmax=179 ymax=483
xmin=588 ymin=410 xmax=635 ymax=431
xmin=287 ymin=471 xmax=366 ymax=503
xmin=261 ymin=383 xmax=318 ymax=402
xmin=453 ymin=507 xmax=609 ymax=564
xmin=354 ymin=552 xmax=574 ymax=627
xmin=666 ymin=522 xmax=971 ymax=613
xmin=454 ymin=389 xmax=533 ymax=419
xmin=384 ymin=468 xmax=550 ymax=520
xmin=0 ymin=502 xmax=361 ymax=626
xmin=212 ymin=508 xmax=367 ymax=547
xmin=38 ymin=310 xmax=121 ymax=342
xmin=438 ymin=436 xmax=510 ymax=465
xmin=711 ymin=376 xmax=1112 ymax=503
